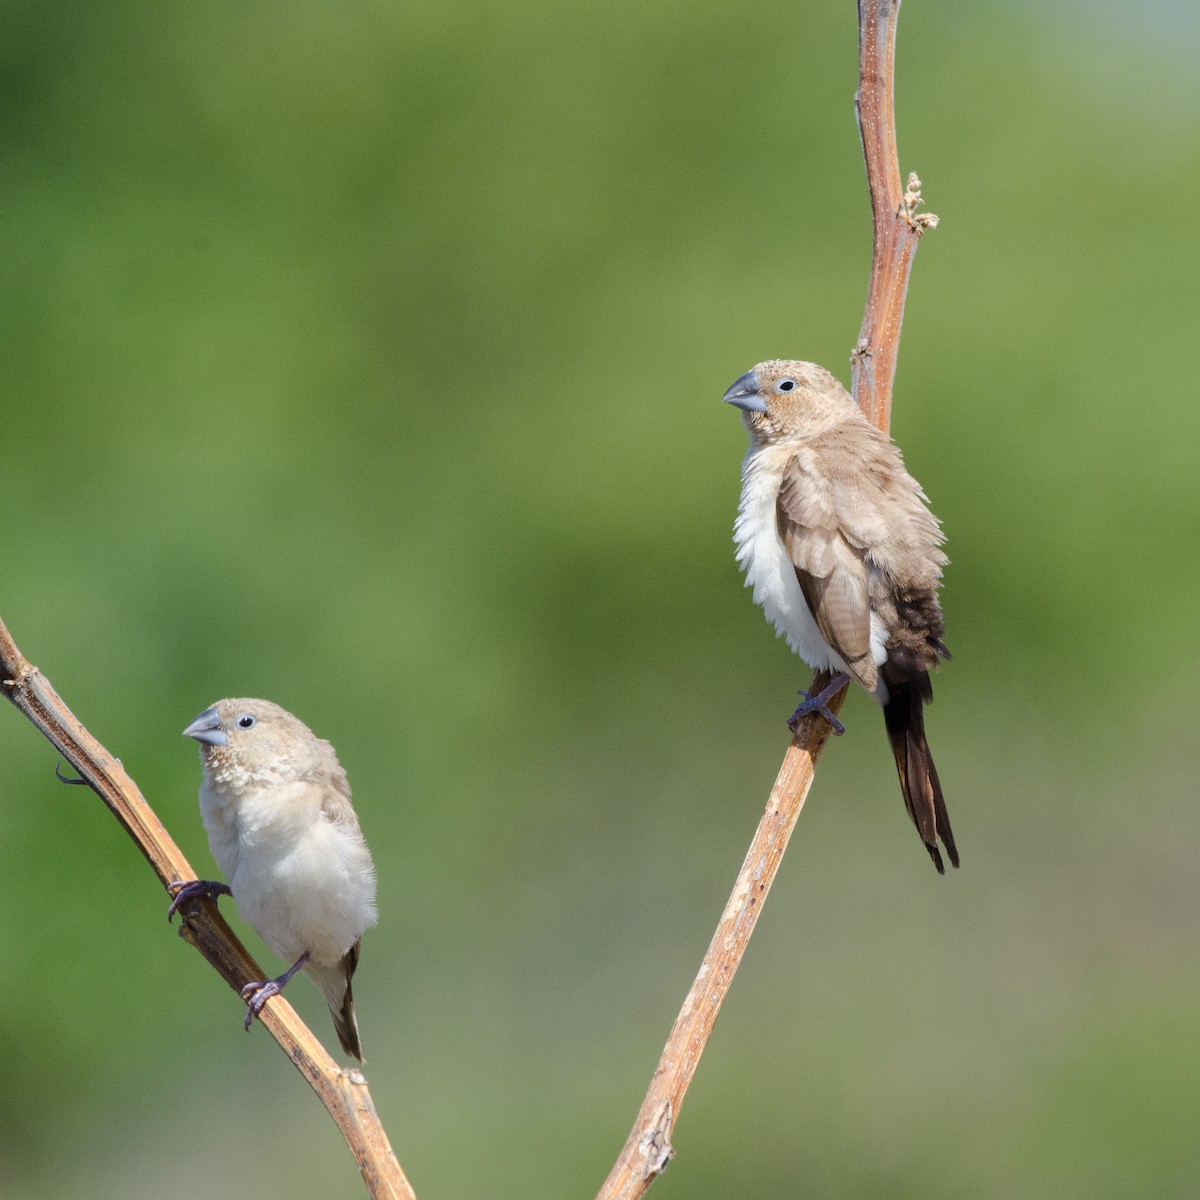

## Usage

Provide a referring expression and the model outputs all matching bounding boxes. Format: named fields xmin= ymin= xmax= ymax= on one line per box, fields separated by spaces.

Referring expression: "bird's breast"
xmin=201 ymin=778 xmax=377 ymax=966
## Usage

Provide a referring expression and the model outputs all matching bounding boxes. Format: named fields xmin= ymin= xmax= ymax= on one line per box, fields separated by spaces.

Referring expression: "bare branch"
xmin=852 ymin=0 xmax=938 ymax=427
xmin=597 ymin=3 xmax=935 ymax=1196
xmin=595 ymin=688 xmax=843 ymax=1197
xmin=0 ymin=616 xmax=416 ymax=1200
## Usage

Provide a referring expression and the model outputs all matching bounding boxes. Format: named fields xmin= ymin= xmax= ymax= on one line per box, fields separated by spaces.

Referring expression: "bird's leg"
xmin=166 ymin=879 xmax=232 ymax=923
xmin=787 ymin=673 xmax=850 ymax=736
xmin=240 ymin=952 xmax=310 ymax=1031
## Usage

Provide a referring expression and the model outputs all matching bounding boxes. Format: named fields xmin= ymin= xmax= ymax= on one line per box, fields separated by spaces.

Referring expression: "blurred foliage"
xmin=2 ymin=0 xmax=1199 ymax=1197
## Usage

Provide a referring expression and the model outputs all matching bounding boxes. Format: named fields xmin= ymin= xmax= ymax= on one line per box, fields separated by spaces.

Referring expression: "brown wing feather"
xmin=769 ymin=397 xmax=956 ymax=871
xmin=777 ymin=455 xmax=876 ymax=690
xmin=317 ymin=755 xmax=364 ymax=835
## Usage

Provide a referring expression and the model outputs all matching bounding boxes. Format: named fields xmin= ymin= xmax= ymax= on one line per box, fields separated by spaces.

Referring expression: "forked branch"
xmin=595 ymin=3 xmax=936 ymax=1196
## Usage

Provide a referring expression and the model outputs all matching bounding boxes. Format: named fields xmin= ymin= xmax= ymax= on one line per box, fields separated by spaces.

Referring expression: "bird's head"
xmin=183 ymin=697 xmax=331 ymax=788
xmin=722 ymin=359 xmax=853 ymax=443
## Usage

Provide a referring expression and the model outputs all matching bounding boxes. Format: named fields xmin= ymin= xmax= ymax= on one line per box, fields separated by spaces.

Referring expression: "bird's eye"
xmin=777 ymin=378 xmax=797 ymax=392
xmin=236 ymin=714 xmax=256 ymax=730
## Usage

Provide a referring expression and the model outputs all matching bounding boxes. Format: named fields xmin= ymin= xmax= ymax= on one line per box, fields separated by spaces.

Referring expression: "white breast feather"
xmin=199 ymin=776 xmax=377 ymax=967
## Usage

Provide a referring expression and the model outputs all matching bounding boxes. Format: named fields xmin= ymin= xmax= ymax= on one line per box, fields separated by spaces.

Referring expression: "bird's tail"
xmin=309 ymin=940 xmax=365 ymax=1062
xmin=882 ymin=675 xmax=958 ymax=873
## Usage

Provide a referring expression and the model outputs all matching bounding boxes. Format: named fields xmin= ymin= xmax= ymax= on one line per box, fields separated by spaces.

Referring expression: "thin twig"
xmin=852 ymin=0 xmax=938 ymax=428
xmin=596 ymin=3 xmax=935 ymax=1196
xmin=0 ymin=616 xmax=415 ymax=1200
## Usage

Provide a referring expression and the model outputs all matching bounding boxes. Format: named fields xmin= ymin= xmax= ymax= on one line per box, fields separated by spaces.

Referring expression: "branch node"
xmin=901 ymin=171 xmax=939 ymax=231
xmin=2 ymin=663 xmax=38 ymax=691
xmin=638 ymin=1099 xmax=675 ymax=1179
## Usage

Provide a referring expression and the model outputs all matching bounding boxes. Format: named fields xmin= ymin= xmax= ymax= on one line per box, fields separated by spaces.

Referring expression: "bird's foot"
xmin=166 ymin=879 xmax=232 ymax=923
xmin=787 ymin=673 xmax=850 ymax=737
xmin=240 ymin=953 xmax=309 ymax=1031
xmin=240 ymin=979 xmax=283 ymax=1031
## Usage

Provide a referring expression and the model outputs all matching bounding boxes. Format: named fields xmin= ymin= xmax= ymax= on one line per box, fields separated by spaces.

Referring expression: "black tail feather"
xmin=331 ymin=939 xmax=365 ymax=1062
xmin=882 ymin=675 xmax=958 ymax=871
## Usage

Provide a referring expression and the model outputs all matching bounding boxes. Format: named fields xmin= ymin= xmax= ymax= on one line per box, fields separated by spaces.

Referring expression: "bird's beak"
xmin=183 ymin=706 xmax=228 ymax=746
xmin=722 ymin=370 xmax=767 ymax=413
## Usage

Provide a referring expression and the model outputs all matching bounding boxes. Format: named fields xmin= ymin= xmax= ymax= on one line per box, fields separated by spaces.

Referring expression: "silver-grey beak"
xmin=722 ymin=370 xmax=767 ymax=413
xmin=183 ymin=705 xmax=228 ymax=746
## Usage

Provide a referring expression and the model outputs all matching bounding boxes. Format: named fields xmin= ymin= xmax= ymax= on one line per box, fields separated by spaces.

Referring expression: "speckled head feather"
xmin=183 ymin=698 xmax=348 ymax=795
xmin=723 ymin=360 xmax=857 ymax=445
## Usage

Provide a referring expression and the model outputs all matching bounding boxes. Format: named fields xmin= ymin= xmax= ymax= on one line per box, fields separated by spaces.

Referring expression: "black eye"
xmin=236 ymin=714 xmax=256 ymax=730
xmin=777 ymin=378 xmax=797 ymax=392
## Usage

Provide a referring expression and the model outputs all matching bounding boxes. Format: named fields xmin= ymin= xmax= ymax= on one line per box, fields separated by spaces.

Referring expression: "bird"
xmin=170 ymin=698 xmax=378 ymax=1059
xmin=723 ymin=359 xmax=958 ymax=872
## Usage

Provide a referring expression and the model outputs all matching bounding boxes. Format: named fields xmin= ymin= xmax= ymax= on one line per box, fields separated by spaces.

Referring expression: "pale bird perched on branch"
xmin=170 ymin=698 xmax=378 ymax=1059
xmin=724 ymin=359 xmax=958 ymax=872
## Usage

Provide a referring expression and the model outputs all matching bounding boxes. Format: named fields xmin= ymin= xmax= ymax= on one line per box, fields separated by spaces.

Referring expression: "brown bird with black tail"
xmin=724 ymin=359 xmax=957 ymax=872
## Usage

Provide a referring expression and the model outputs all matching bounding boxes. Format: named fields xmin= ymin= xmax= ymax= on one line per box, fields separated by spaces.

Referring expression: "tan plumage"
xmin=179 ymin=698 xmax=378 ymax=1058
xmin=725 ymin=360 xmax=957 ymax=871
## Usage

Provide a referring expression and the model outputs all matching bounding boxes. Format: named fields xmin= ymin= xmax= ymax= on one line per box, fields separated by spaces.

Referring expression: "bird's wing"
xmin=319 ymin=762 xmax=363 ymax=834
xmin=777 ymin=449 xmax=876 ymax=689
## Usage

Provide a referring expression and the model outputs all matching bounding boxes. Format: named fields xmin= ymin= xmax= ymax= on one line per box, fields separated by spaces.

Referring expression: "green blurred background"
xmin=3 ymin=0 xmax=1199 ymax=1195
